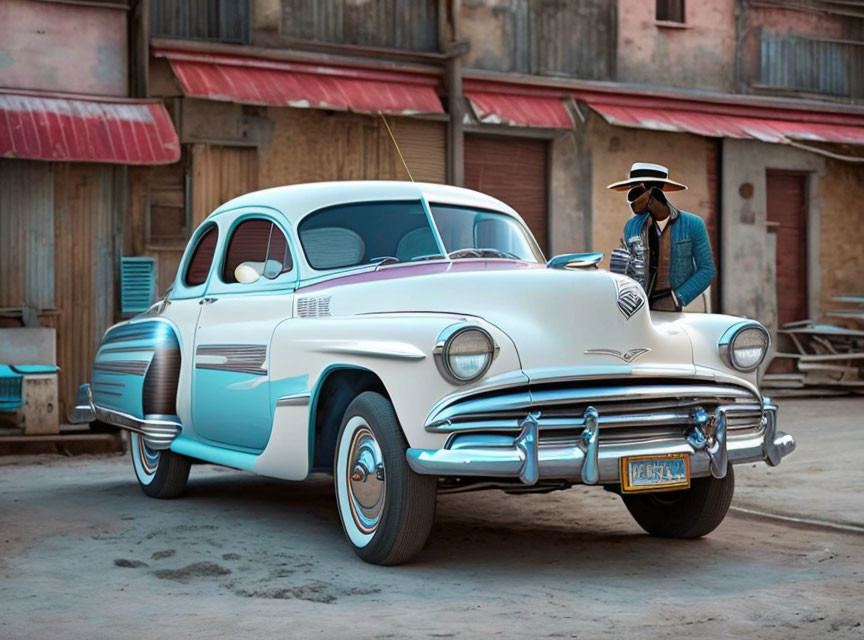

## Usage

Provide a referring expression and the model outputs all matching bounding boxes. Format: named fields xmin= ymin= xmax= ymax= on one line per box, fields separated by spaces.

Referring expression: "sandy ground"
xmin=1 ymin=398 xmax=862 ymax=639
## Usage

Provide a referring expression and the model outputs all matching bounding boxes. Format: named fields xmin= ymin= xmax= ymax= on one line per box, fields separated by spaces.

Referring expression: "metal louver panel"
xmin=120 ymin=257 xmax=156 ymax=316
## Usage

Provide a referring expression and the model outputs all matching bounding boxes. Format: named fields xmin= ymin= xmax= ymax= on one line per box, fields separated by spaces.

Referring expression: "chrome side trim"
xmin=195 ymin=344 xmax=267 ymax=376
xmin=276 ymin=392 xmax=312 ymax=407
xmin=316 ymin=341 xmax=426 ymax=360
xmin=93 ymin=360 xmax=150 ymax=376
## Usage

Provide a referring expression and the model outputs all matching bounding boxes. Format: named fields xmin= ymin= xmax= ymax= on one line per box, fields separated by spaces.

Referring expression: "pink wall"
xmin=617 ymin=0 xmax=737 ymax=92
xmin=0 ymin=0 xmax=127 ymax=96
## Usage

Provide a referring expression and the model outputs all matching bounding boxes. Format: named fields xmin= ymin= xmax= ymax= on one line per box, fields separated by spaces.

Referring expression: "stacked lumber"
xmin=764 ymin=295 xmax=864 ymax=396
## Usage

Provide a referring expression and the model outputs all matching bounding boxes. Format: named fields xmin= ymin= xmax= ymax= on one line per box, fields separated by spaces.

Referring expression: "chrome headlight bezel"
xmin=433 ymin=324 xmax=499 ymax=385
xmin=718 ymin=322 xmax=770 ymax=372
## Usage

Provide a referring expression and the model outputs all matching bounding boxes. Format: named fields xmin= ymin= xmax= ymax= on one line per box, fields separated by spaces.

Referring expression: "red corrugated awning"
xmin=465 ymin=91 xmax=573 ymax=128
xmin=581 ymin=94 xmax=864 ymax=147
xmin=154 ymin=48 xmax=444 ymax=116
xmin=0 ymin=91 xmax=180 ymax=165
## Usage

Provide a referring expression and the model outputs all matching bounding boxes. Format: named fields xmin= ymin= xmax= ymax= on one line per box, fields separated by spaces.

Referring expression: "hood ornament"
xmin=612 ymin=276 xmax=645 ymax=320
xmin=584 ymin=347 xmax=651 ymax=363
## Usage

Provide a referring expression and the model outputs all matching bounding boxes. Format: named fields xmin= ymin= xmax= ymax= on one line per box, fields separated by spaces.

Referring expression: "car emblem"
xmin=613 ymin=277 xmax=645 ymax=320
xmin=584 ymin=348 xmax=651 ymax=363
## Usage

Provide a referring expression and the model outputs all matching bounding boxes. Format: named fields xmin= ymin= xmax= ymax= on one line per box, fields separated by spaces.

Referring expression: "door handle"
xmin=199 ymin=297 xmax=219 ymax=305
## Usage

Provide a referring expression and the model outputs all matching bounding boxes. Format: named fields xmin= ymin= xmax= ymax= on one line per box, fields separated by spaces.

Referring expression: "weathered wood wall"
xmin=0 ymin=159 xmax=123 ymax=419
xmin=53 ymin=165 xmax=123 ymax=420
xmin=0 ymin=161 xmax=55 ymax=316
xmin=460 ymin=0 xmax=616 ymax=79
xmin=281 ymin=0 xmax=439 ymax=51
xmin=258 ymin=109 xmax=446 ymax=191
xmin=150 ymin=0 xmax=250 ymax=44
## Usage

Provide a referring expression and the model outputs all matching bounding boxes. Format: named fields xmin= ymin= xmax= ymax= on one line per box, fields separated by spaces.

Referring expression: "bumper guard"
xmin=68 ymin=383 xmax=181 ymax=450
xmin=406 ymin=396 xmax=795 ymax=486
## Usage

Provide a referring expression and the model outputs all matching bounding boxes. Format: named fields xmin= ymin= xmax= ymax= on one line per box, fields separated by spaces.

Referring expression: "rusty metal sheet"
xmin=584 ymin=100 xmax=864 ymax=146
xmin=466 ymin=91 xmax=573 ymax=129
xmin=0 ymin=92 xmax=180 ymax=165
xmin=154 ymin=48 xmax=444 ymax=116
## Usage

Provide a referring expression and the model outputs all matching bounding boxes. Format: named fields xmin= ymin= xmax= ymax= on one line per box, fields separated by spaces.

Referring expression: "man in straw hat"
xmin=608 ymin=162 xmax=715 ymax=311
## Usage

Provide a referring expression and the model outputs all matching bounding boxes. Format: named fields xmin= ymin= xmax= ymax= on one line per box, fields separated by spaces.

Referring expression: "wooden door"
xmin=464 ymin=134 xmax=549 ymax=253
xmin=766 ymin=170 xmax=808 ymax=327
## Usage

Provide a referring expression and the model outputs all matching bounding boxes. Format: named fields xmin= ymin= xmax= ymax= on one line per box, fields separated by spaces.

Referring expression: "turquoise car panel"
xmin=93 ymin=321 xmax=181 ymax=419
xmin=170 ymin=435 xmax=258 ymax=471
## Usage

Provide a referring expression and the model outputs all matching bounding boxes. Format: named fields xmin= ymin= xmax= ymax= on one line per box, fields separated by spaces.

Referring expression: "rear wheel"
xmin=621 ymin=465 xmax=734 ymax=538
xmin=130 ymin=432 xmax=191 ymax=499
xmin=334 ymin=392 xmax=437 ymax=565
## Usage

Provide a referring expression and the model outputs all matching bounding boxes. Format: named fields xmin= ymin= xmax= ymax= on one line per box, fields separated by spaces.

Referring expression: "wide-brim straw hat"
xmin=606 ymin=162 xmax=688 ymax=192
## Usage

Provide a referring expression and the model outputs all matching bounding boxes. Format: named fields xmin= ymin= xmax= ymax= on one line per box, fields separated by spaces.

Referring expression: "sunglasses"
xmin=627 ymin=184 xmax=667 ymax=204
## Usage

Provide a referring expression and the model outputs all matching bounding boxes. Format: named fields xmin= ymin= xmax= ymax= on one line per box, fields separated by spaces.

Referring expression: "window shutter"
xmin=120 ymin=257 xmax=157 ymax=316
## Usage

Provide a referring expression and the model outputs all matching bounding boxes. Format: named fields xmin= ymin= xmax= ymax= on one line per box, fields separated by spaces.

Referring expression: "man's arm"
xmin=674 ymin=215 xmax=716 ymax=307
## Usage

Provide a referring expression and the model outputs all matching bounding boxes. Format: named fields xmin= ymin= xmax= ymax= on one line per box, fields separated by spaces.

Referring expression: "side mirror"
xmin=235 ymin=262 xmax=262 ymax=284
xmin=547 ymin=252 xmax=604 ymax=270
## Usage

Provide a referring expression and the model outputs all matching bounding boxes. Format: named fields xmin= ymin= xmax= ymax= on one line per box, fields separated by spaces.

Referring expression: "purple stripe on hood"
xmin=299 ymin=259 xmax=545 ymax=292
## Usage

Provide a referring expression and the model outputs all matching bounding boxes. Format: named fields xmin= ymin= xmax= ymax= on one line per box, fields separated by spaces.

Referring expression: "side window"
xmin=184 ymin=225 xmax=219 ymax=287
xmin=222 ymin=218 xmax=293 ymax=284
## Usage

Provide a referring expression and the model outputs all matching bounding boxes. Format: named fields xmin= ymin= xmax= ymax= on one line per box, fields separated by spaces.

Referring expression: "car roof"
xmin=207 ymin=180 xmax=523 ymax=226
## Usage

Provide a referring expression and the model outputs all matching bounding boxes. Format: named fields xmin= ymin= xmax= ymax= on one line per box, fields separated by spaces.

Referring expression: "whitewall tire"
xmin=334 ymin=392 xmax=437 ymax=565
xmin=130 ymin=432 xmax=191 ymax=499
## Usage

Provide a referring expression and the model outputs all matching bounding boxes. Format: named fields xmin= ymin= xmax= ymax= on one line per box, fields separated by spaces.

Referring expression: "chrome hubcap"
xmin=346 ymin=426 xmax=386 ymax=534
xmin=137 ymin=435 xmax=160 ymax=475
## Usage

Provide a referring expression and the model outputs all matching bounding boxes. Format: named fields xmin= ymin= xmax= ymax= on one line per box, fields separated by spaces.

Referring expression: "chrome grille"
xmin=426 ymin=380 xmax=764 ymax=443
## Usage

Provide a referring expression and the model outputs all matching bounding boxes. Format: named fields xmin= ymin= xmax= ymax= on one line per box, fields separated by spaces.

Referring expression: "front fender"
xmin=268 ymin=313 xmax=522 ymax=452
xmin=671 ymin=312 xmax=764 ymax=391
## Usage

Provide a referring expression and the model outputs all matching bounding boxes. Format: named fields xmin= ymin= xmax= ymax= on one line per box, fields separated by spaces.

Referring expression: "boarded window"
xmin=184 ymin=225 xmax=219 ymax=287
xmin=461 ymin=0 xmax=616 ymax=80
xmin=656 ymin=0 xmax=685 ymax=23
xmin=282 ymin=0 xmax=438 ymax=52
xmin=222 ymin=219 xmax=293 ymax=283
xmin=759 ymin=32 xmax=863 ymax=98
xmin=150 ymin=0 xmax=250 ymax=44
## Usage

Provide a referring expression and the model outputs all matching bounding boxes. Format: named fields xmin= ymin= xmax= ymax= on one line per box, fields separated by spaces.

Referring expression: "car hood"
xmin=299 ymin=261 xmax=695 ymax=378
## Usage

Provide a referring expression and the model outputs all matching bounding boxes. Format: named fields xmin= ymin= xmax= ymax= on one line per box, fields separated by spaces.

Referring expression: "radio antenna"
xmin=378 ymin=110 xmax=414 ymax=182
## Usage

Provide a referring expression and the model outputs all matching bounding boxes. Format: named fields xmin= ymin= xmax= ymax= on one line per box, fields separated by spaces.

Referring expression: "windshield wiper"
xmin=369 ymin=256 xmax=402 ymax=269
xmin=447 ymin=248 xmax=522 ymax=260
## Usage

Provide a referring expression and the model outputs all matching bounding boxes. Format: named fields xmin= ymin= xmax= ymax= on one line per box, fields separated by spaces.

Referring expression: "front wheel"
xmin=130 ymin=432 xmax=191 ymax=499
xmin=621 ymin=465 xmax=735 ymax=538
xmin=334 ymin=392 xmax=437 ymax=565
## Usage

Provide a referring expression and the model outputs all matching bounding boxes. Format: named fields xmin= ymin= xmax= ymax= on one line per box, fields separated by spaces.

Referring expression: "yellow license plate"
xmin=620 ymin=453 xmax=690 ymax=493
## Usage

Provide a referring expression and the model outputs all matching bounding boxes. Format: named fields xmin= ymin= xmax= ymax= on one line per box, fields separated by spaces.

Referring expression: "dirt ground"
xmin=1 ymin=398 xmax=862 ymax=639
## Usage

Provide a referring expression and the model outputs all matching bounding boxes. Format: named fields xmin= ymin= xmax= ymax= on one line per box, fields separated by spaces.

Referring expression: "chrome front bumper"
xmin=68 ymin=383 xmax=181 ymax=450
xmin=406 ymin=397 xmax=795 ymax=486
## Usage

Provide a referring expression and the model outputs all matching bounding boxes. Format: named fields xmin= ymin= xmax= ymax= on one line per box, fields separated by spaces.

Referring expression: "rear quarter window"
xmin=184 ymin=225 xmax=219 ymax=287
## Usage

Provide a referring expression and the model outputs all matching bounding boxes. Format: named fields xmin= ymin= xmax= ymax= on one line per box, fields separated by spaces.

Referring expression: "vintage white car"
xmin=71 ymin=181 xmax=795 ymax=564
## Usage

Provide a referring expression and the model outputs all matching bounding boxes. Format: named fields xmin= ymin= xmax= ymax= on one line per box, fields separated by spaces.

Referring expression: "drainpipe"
xmin=441 ymin=0 xmax=468 ymax=187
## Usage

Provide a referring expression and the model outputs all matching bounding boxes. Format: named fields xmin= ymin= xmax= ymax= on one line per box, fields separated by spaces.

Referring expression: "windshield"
xmin=429 ymin=204 xmax=543 ymax=263
xmin=298 ymin=200 xmax=442 ymax=270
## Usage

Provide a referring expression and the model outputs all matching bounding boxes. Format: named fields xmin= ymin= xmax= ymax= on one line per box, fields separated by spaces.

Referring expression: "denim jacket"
xmin=622 ymin=208 xmax=716 ymax=307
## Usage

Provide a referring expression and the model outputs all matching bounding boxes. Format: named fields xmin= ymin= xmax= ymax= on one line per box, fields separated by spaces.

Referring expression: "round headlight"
xmin=434 ymin=325 xmax=497 ymax=384
xmin=720 ymin=324 xmax=769 ymax=372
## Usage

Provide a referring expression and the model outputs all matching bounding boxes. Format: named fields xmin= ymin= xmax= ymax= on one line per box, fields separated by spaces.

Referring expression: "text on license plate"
xmin=620 ymin=454 xmax=690 ymax=493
